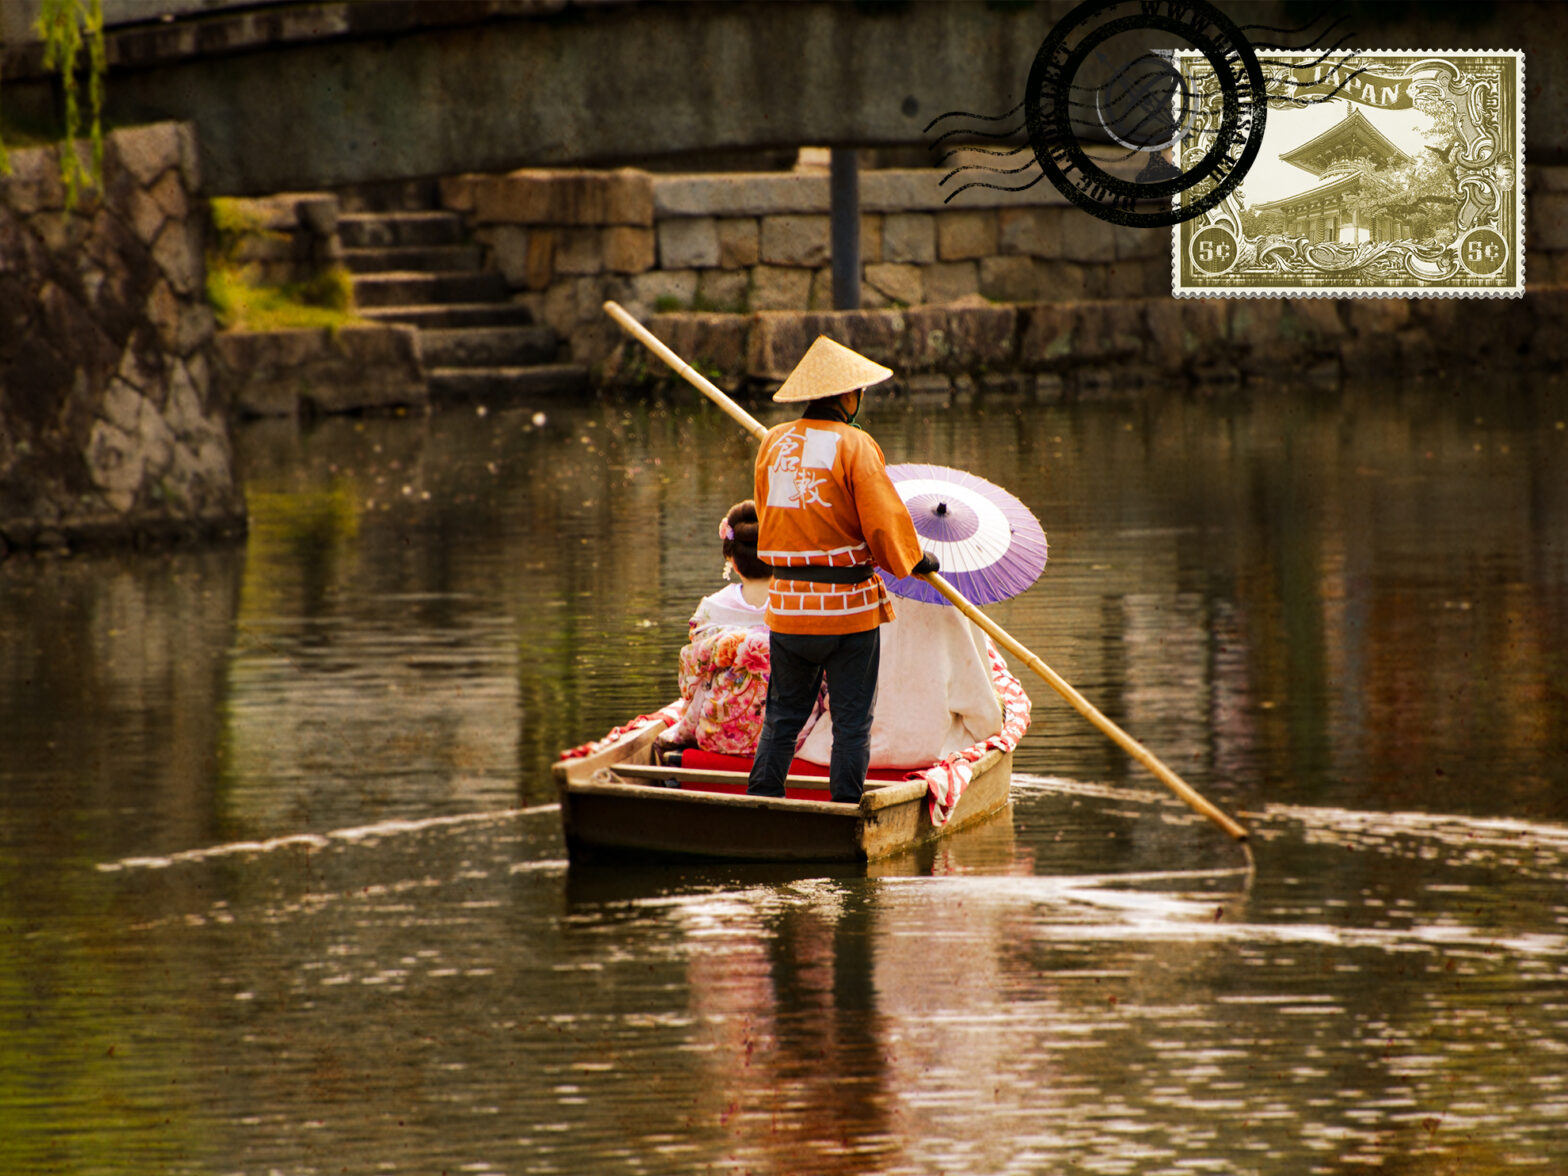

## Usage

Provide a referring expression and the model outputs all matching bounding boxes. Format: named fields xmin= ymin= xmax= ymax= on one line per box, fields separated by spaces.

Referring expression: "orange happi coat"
xmin=753 ymin=417 xmax=924 ymax=635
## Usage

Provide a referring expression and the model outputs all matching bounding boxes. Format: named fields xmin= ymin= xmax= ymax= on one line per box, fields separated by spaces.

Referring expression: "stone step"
xmin=338 ymin=210 xmax=464 ymax=249
xmin=428 ymin=364 xmax=589 ymax=402
xmin=352 ymin=270 xmax=509 ymax=308
xmin=341 ymin=244 xmax=485 ymax=274
xmin=361 ymin=302 xmax=535 ymax=330
xmin=419 ymin=325 xmax=559 ymax=367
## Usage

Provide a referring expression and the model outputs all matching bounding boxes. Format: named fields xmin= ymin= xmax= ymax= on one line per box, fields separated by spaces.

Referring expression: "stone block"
xmin=5 ymin=145 xmax=67 ymax=215
xmin=1037 ymin=260 xmax=1088 ymax=302
xmin=127 ymin=184 xmax=170 ymax=249
xmin=482 ymin=225 xmax=531 ymax=287
xmin=149 ymin=170 xmax=190 ymax=224
xmin=936 ymin=209 xmax=998 ymax=261
xmin=716 ymin=218 xmax=759 ymax=268
xmin=748 ymin=309 xmax=908 ymax=379
xmin=1018 ymin=303 xmax=1077 ymax=368
xmin=1529 ymin=165 xmax=1568 ymax=193
xmin=858 ymin=282 xmax=892 ymax=311
xmin=152 ymin=219 xmax=202 ymax=296
xmin=214 ymin=325 xmax=425 ymax=418
xmin=439 ymin=174 xmax=478 ymax=213
xmin=473 ymin=168 xmax=654 ymax=227
xmin=1104 ymin=260 xmax=1147 ymax=300
xmin=864 ymin=262 xmax=923 ymax=307
xmin=748 ymin=313 xmax=811 ymax=379
xmin=899 ymin=305 xmax=1018 ymax=372
xmin=1113 ymin=222 xmax=1161 ymax=261
xmin=176 ymin=303 xmax=216 ymax=358
xmin=555 ymin=227 xmax=604 ymax=276
xmin=1145 ymin=298 xmax=1185 ymax=361
xmin=643 ymin=312 xmax=751 ymax=381
xmin=924 ymin=261 xmax=979 ymax=304
xmin=1228 ymin=297 xmax=1282 ymax=347
xmin=659 ymin=216 xmax=721 ymax=269
xmin=629 ymin=268 xmax=699 ymax=312
xmin=603 ymin=225 xmax=655 ymax=274
xmin=110 ymin=121 xmax=182 ymax=188
xmin=540 ymin=281 xmax=579 ymax=336
xmin=1282 ymin=297 xmax=1347 ymax=340
xmin=883 ymin=213 xmax=936 ymax=264
xmin=173 ymin=122 xmax=202 ymax=194
xmin=997 ymin=207 xmax=1061 ymax=259
xmin=979 ymin=255 xmax=1039 ymax=302
xmin=1338 ymin=333 xmax=1401 ymax=374
xmin=751 ymin=265 xmax=812 ymax=310
xmin=809 ymin=267 xmax=835 ymax=310
xmin=307 ymin=326 xmax=427 ymax=415
xmin=1346 ymin=298 xmax=1412 ymax=337
xmin=1060 ymin=214 xmax=1117 ymax=263
xmin=860 ymin=213 xmax=884 ymax=264
xmin=525 ymin=229 xmax=555 ymax=290
xmin=760 ymin=215 xmax=831 ymax=266
xmin=654 ymin=172 xmax=826 ymax=218
xmin=1181 ymin=300 xmax=1229 ymax=363
xmin=1142 ymin=257 xmax=1174 ymax=297
xmin=165 ymin=357 xmax=210 ymax=441
xmin=145 ymin=278 xmax=182 ymax=351
xmin=697 ymin=268 xmax=750 ymax=312
xmin=1528 ymin=193 xmax=1568 ymax=251
xmin=1073 ymin=301 xmax=1144 ymax=362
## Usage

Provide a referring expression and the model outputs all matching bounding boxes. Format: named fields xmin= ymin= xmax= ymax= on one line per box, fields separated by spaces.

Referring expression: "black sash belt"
xmin=767 ymin=563 xmax=877 ymax=585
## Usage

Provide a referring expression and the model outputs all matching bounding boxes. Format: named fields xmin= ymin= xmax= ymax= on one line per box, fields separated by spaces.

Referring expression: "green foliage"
xmin=0 ymin=41 xmax=7 ymax=177
xmin=34 ymin=0 xmax=107 ymax=206
xmin=207 ymin=261 xmax=361 ymax=333
xmin=208 ymin=196 xmax=275 ymax=260
xmin=0 ymin=0 xmax=106 ymax=193
xmin=206 ymin=198 xmax=360 ymax=332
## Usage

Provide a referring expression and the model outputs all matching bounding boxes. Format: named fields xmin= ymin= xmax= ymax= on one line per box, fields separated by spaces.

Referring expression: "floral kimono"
xmin=662 ymin=583 xmax=771 ymax=755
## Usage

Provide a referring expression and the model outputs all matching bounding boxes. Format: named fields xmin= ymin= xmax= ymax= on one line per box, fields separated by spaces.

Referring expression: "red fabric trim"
xmin=680 ymin=748 xmax=915 ymax=782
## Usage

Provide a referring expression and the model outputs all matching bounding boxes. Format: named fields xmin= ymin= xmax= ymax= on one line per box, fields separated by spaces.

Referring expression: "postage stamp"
xmin=1172 ymin=50 xmax=1525 ymax=298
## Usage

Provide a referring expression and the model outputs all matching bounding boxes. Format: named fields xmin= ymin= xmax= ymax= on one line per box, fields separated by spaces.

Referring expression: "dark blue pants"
xmin=747 ymin=627 xmax=881 ymax=804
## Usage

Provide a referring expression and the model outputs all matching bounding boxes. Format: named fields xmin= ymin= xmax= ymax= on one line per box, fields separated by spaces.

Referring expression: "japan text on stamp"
xmin=1173 ymin=50 xmax=1524 ymax=298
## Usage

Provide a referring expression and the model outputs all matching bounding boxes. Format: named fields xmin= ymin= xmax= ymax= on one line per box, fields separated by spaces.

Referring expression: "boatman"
xmin=746 ymin=336 xmax=939 ymax=805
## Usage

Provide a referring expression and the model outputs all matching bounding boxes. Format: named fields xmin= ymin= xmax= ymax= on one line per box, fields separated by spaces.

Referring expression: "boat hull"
xmin=553 ymin=721 xmax=1012 ymax=863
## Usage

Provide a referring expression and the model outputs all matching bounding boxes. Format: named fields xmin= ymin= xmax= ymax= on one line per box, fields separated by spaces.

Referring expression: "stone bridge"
xmin=4 ymin=0 xmax=1564 ymax=197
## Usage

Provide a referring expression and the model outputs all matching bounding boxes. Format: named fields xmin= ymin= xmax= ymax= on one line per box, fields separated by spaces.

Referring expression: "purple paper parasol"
xmin=879 ymin=463 xmax=1048 ymax=606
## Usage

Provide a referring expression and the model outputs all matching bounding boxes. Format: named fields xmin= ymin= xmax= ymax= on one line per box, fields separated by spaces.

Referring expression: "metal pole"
xmin=830 ymin=147 xmax=860 ymax=310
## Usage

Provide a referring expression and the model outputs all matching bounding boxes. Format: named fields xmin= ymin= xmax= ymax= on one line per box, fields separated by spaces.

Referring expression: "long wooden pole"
xmin=602 ymin=300 xmax=1249 ymax=843
xmin=603 ymin=300 xmax=768 ymax=442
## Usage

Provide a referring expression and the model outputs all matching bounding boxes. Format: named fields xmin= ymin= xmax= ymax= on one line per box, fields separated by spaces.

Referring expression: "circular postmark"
xmin=1457 ymin=227 xmax=1508 ymax=276
xmin=1024 ymin=0 xmax=1266 ymax=228
xmin=1189 ymin=225 xmax=1239 ymax=275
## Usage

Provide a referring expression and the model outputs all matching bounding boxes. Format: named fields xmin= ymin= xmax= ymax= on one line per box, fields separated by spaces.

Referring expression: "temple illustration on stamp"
xmin=1173 ymin=50 xmax=1525 ymax=298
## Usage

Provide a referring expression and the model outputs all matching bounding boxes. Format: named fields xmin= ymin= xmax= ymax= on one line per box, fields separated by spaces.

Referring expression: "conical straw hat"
xmin=772 ymin=336 xmax=893 ymax=402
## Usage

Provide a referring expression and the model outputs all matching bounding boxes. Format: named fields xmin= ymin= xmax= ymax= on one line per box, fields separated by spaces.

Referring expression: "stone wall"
xmin=213 ymin=324 xmax=426 ymax=418
xmin=212 ymin=191 xmax=343 ymax=285
xmin=0 ymin=122 xmax=245 ymax=556
xmin=609 ymin=286 xmax=1568 ymax=401
xmin=438 ymin=164 xmax=1166 ymax=369
xmin=442 ymin=162 xmax=1568 ymax=384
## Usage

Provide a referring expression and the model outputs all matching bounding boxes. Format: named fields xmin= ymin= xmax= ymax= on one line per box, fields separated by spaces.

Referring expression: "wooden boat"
xmin=553 ymin=719 xmax=1014 ymax=863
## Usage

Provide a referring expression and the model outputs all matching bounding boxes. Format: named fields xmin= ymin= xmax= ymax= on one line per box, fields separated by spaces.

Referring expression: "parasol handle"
xmin=603 ymin=301 xmax=768 ymax=442
xmin=601 ymin=300 xmax=1249 ymax=844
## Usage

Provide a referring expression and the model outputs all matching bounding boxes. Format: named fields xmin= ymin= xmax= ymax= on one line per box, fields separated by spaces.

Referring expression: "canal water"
xmin=2 ymin=375 xmax=1566 ymax=1174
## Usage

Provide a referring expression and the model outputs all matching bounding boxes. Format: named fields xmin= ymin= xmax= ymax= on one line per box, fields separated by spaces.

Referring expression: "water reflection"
xmin=1 ymin=376 xmax=1566 ymax=1172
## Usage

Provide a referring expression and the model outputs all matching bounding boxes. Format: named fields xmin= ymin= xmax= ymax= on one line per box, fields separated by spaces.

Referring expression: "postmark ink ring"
xmin=1024 ymin=0 xmax=1267 ymax=228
